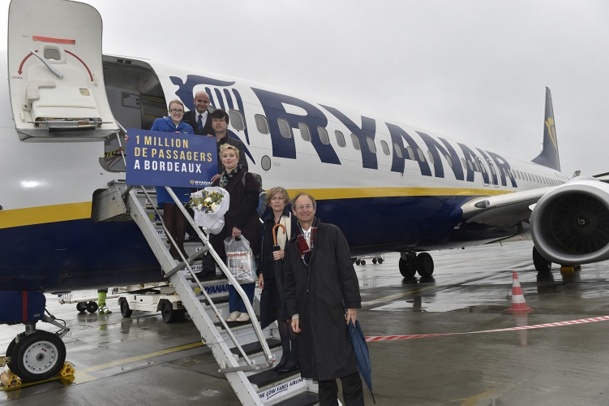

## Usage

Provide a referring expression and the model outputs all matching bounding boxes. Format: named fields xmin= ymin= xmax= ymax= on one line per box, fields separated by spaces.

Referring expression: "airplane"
xmin=2 ymin=0 xmax=609 ymax=384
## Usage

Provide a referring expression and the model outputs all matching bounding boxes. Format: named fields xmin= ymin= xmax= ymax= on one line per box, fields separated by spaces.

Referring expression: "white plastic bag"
xmin=224 ymin=236 xmax=256 ymax=284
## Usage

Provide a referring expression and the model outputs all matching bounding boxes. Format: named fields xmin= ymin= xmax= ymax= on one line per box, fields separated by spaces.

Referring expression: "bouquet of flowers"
xmin=188 ymin=187 xmax=230 ymax=234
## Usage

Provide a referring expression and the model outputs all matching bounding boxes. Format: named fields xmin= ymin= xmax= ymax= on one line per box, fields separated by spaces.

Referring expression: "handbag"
xmin=224 ymin=236 xmax=256 ymax=284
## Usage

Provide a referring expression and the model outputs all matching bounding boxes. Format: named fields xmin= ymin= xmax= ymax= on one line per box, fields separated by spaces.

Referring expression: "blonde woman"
xmin=257 ymin=187 xmax=299 ymax=372
xmin=210 ymin=144 xmax=261 ymax=322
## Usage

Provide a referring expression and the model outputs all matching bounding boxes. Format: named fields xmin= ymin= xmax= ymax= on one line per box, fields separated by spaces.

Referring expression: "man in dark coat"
xmin=283 ymin=193 xmax=364 ymax=406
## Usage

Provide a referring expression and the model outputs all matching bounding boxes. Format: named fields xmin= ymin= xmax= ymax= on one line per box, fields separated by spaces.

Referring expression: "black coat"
xmin=183 ymin=110 xmax=213 ymax=136
xmin=258 ymin=206 xmax=298 ymax=328
xmin=283 ymin=221 xmax=361 ymax=381
xmin=209 ymin=169 xmax=261 ymax=260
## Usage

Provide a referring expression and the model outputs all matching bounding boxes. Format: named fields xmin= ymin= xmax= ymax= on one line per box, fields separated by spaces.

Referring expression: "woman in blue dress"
xmin=151 ymin=99 xmax=194 ymax=259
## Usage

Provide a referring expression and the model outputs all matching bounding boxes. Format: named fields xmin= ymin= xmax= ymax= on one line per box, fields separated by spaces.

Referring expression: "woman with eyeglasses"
xmin=151 ymin=99 xmax=194 ymax=259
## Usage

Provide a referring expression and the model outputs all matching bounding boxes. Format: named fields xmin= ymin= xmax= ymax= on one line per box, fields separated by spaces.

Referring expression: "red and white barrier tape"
xmin=365 ymin=315 xmax=609 ymax=342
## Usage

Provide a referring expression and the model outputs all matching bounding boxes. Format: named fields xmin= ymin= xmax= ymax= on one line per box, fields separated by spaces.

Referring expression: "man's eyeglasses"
xmin=169 ymin=109 xmax=184 ymax=113
xmin=295 ymin=204 xmax=314 ymax=211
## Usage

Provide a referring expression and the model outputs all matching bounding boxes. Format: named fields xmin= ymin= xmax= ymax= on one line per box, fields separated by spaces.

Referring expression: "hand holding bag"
xmin=224 ymin=236 xmax=256 ymax=284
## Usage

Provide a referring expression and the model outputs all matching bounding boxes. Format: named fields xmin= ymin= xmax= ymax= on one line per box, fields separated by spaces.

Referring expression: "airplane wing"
xmin=460 ymin=186 xmax=554 ymax=227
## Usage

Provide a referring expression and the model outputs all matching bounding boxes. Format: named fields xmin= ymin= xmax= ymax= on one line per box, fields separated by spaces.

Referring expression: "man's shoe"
xmin=278 ymin=362 xmax=300 ymax=374
xmin=235 ymin=313 xmax=250 ymax=322
xmin=226 ymin=312 xmax=240 ymax=322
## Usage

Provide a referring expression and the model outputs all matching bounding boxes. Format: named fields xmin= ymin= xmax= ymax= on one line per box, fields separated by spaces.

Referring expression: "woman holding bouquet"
xmin=257 ymin=187 xmax=299 ymax=372
xmin=211 ymin=144 xmax=261 ymax=322
xmin=151 ymin=100 xmax=194 ymax=259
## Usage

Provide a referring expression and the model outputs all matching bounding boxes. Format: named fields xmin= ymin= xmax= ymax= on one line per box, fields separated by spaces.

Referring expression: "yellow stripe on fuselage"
xmin=0 ymin=186 xmax=512 ymax=229
xmin=287 ymin=187 xmax=513 ymax=200
xmin=0 ymin=202 xmax=92 ymax=229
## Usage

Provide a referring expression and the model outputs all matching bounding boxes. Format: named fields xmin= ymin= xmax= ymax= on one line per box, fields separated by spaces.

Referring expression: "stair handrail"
xmin=164 ymin=186 xmax=274 ymax=368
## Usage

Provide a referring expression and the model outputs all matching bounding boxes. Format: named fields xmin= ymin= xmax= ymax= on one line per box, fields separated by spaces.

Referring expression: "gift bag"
xmin=224 ymin=236 xmax=256 ymax=284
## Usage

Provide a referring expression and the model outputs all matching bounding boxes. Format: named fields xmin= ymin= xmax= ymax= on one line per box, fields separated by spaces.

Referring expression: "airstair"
xmin=93 ymin=180 xmax=319 ymax=405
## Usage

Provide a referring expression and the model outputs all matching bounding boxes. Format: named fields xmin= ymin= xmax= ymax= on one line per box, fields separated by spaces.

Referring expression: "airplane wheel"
xmin=86 ymin=301 xmax=98 ymax=313
xmin=76 ymin=302 xmax=87 ymax=313
xmin=399 ymin=258 xmax=417 ymax=278
xmin=378 ymin=258 xmax=384 ymax=264
xmin=372 ymin=258 xmax=377 ymax=264
xmin=533 ymin=246 xmax=552 ymax=273
xmin=8 ymin=331 xmax=66 ymax=382
xmin=415 ymin=253 xmax=434 ymax=277
xmin=119 ymin=298 xmax=132 ymax=318
xmin=160 ymin=300 xmax=178 ymax=323
xmin=355 ymin=260 xmax=361 ymax=265
xmin=361 ymin=260 xmax=366 ymax=265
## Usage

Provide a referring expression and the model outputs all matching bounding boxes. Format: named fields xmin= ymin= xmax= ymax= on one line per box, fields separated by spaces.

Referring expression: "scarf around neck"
xmin=219 ymin=167 xmax=239 ymax=188
xmin=296 ymin=217 xmax=318 ymax=266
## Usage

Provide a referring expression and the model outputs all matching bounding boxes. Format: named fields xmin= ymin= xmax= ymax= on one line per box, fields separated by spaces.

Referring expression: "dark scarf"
xmin=219 ymin=167 xmax=239 ymax=188
xmin=296 ymin=217 xmax=319 ymax=266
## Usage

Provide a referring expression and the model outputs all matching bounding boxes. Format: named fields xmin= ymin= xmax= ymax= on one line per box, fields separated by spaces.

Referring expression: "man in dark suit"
xmin=184 ymin=91 xmax=214 ymax=245
xmin=183 ymin=91 xmax=214 ymax=136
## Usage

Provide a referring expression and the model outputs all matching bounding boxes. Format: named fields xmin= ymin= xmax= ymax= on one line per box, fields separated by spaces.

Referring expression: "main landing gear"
xmin=399 ymin=251 xmax=434 ymax=278
xmin=6 ymin=314 xmax=70 ymax=382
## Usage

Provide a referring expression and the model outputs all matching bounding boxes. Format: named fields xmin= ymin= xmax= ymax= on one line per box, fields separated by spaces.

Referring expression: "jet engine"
xmin=530 ymin=179 xmax=609 ymax=265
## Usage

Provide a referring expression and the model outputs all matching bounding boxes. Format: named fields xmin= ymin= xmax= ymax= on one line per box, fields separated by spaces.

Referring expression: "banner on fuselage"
xmin=125 ymin=129 xmax=217 ymax=188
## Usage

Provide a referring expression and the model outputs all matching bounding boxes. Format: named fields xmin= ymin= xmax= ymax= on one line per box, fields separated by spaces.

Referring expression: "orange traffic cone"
xmin=507 ymin=271 xmax=532 ymax=314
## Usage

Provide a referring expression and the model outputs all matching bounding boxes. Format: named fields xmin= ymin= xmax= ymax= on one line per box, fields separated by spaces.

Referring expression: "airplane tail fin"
xmin=532 ymin=87 xmax=560 ymax=171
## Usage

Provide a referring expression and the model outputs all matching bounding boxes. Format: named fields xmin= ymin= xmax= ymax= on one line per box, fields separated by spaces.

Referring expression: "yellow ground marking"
xmin=75 ymin=341 xmax=204 ymax=383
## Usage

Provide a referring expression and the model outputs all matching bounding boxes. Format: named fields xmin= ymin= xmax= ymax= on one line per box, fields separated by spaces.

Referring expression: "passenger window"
xmin=380 ymin=140 xmax=390 ymax=155
xmin=426 ymin=150 xmax=434 ymax=164
xmin=229 ymin=109 xmax=245 ymax=131
xmin=318 ymin=127 xmax=330 ymax=145
xmin=444 ymin=154 xmax=453 ymax=168
xmin=406 ymin=146 xmax=414 ymax=160
xmin=278 ymin=119 xmax=292 ymax=139
xmin=335 ymin=130 xmax=346 ymax=147
xmin=350 ymin=134 xmax=361 ymax=150
xmin=255 ymin=114 xmax=269 ymax=134
xmin=393 ymin=143 xmax=403 ymax=159
xmin=366 ymin=137 xmax=376 ymax=153
xmin=299 ymin=123 xmax=311 ymax=142
xmin=417 ymin=148 xmax=426 ymax=162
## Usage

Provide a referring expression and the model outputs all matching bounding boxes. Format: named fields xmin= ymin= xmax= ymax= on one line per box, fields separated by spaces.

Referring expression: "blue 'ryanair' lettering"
xmin=386 ymin=123 xmax=432 ymax=176
xmin=417 ymin=132 xmax=464 ymax=180
xmin=321 ymin=105 xmax=378 ymax=169
xmin=487 ymin=151 xmax=517 ymax=187
xmin=252 ymin=88 xmax=340 ymax=164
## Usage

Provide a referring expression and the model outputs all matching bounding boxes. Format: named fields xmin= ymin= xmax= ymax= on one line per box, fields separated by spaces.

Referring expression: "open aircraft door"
xmin=8 ymin=0 xmax=118 ymax=140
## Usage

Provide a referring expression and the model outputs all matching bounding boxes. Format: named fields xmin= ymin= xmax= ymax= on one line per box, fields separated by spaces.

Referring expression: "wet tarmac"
xmin=3 ymin=238 xmax=609 ymax=405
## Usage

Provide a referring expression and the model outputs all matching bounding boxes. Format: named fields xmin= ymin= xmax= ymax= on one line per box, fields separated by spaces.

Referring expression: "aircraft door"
xmin=7 ymin=0 xmax=118 ymax=140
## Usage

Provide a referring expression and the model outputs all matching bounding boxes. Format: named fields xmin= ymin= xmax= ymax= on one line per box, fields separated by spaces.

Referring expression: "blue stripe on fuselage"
xmin=0 ymin=219 xmax=163 ymax=292
xmin=0 ymin=195 xmax=521 ymax=292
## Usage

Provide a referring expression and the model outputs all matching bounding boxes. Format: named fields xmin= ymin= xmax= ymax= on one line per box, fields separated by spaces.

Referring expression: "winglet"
xmin=532 ymin=87 xmax=560 ymax=171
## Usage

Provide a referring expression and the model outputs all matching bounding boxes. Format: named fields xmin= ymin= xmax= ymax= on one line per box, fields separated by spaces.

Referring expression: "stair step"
xmin=231 ymin=338 xmax=281 ymax=356
xmin=273 ymin=391 xmax=319 ymax=406
xmin=249 ymin=367 xmax=302 ymax=388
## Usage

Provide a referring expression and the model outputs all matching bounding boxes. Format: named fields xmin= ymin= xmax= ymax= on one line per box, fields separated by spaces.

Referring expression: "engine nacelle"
xmin=530 ymin=179 xmax=609 ymax=265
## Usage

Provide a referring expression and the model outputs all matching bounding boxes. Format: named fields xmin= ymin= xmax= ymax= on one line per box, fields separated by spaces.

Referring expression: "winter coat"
xmin=209 ymin=168 xmax=261 ymax=260
xmin=257 ymin=205 xmax=298 ymax=328
xmin=150 ymin=117 xmax=194 ymax=204
xmin=283 ymin=221 xmax=361 ymax=381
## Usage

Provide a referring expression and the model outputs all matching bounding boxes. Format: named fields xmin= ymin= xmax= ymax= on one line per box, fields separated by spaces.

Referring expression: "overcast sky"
xmin=3 ymin=0 xmax=608 ymax=176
